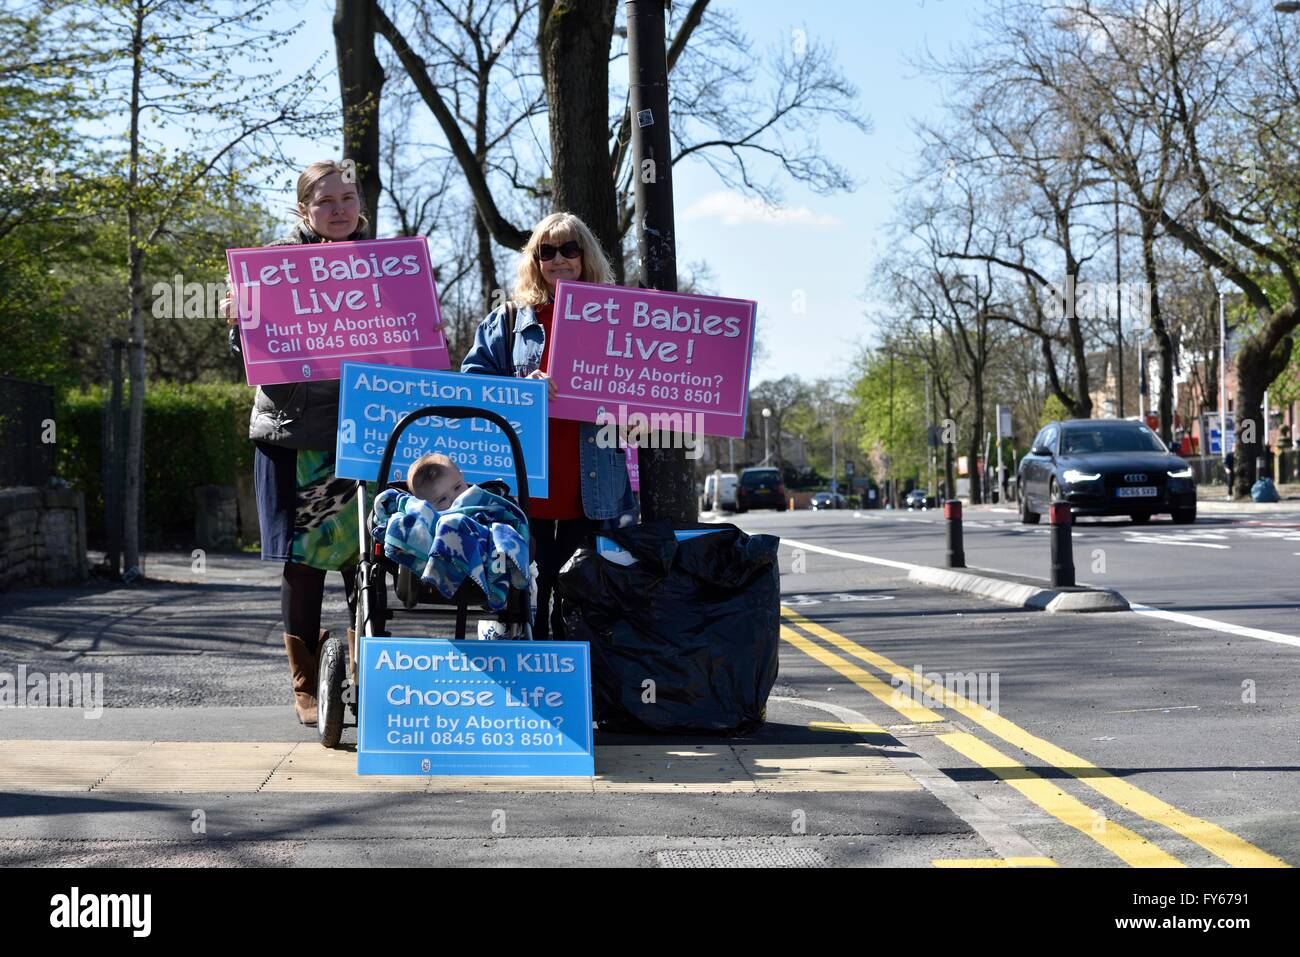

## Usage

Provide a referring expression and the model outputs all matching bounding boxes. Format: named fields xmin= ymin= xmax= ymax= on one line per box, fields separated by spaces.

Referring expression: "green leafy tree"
xmin=75 ymin=0 xmax=326 ymax=577
xmin=850 ymin=348 xmax=928 ymax=488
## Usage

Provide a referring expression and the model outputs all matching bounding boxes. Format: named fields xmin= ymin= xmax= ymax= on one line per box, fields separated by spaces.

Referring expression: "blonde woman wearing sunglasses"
xmin=462 ymin=212 xmax=638 ymax=641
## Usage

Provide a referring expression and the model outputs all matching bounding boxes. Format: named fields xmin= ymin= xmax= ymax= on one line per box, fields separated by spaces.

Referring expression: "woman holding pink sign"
xmin=224 ymin=159 xmax=369 ymax=725
xmin=462 ymin=212 xmax=639 ymax=641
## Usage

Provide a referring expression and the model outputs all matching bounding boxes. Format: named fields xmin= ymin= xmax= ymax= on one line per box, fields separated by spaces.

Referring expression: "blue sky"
xmin=231 ymin=0 xmax=982 ymax=386
xmin=668 ymin=0 xmax=977 ymax=385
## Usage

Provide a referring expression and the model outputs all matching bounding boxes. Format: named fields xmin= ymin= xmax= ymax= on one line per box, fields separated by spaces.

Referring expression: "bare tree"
xmin=972 ymin=0 xmax=1300 ymax=495
xmin=361 ymin=0 xmax=869 ymax=518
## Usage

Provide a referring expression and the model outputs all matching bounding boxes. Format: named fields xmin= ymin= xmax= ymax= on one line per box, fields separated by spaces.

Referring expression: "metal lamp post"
xmin=762 ymin=407 xmax=771 ymax=465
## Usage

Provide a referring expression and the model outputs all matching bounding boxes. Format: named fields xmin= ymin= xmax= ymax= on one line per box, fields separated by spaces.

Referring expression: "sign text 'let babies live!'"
xmin=228 ymin=236 xmax=449 ymax=385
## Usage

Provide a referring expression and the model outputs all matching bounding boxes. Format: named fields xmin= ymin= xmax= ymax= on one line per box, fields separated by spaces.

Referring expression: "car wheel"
xmin=1020 ymin=490 xmax=1040 ymax=525
xmin=1172 ymin=507 xmax=1196 ymax=525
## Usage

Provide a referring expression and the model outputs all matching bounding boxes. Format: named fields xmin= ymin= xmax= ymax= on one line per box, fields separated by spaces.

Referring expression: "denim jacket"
xmin=462 ymin=302 xmax=639 ymax=527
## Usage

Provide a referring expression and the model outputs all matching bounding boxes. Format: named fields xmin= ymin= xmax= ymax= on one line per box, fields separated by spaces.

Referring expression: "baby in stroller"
xmin=371 ymin=452 xmax=535 ymax=638
xmin=409 ymin=452 xmax=505 ymax=511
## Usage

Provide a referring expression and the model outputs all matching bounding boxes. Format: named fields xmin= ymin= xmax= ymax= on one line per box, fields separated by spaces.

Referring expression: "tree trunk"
xmin=968 ymin=388 xmax=984 ymax=505
xmin=943 ymin=393 xmax=955 ymax=500
xmin=476 ymin=212 xmax=499 ymax=313
xmin=473 ymin=66 xmax=498 ymax=311
xmin=122 ymin=0 xmax=146 ymax=579
xmin=1233 ymin=329 xmax=1293 ymax=497
xmin=626 ymin=0 xmax=694 ymax=522
xmin=1140 ymin=217 xmax=1174 ymax=444
xmin=334 ymin=0 xmax=384 ymax=238
xmin=538 ymin=0 xmax=623 ymax=280
xmin=1061 ymin=251 xmax=1092 ymax=419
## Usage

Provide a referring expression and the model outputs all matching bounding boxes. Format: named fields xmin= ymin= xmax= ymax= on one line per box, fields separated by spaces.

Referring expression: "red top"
xmin=528 ymin=303 xmax=584 ymax=520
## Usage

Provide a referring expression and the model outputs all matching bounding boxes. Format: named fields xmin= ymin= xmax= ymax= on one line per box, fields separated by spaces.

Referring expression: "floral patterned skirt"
xmin=253 ymin=441 xmax=362 ymax=571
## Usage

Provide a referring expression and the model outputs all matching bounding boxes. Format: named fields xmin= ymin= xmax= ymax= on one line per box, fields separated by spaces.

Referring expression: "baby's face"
xmin=413 ymin=463 xmax=469 ymax=510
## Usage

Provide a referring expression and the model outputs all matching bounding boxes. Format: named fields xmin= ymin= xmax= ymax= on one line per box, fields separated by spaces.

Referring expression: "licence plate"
xmin=1116 ymin=486 xmax=1157 ymax=498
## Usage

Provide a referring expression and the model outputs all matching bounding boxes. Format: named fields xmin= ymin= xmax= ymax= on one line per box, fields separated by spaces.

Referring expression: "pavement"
xmin=1 ymin=509 xmax=1297 ymax=868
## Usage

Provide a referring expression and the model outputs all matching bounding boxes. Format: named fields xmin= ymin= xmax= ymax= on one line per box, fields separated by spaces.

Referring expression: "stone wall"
xmin=0 ymin=486 xmax=88 ymax=589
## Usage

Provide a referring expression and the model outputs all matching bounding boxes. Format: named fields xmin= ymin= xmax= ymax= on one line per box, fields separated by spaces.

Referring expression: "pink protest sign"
xmin=547 ymin=280 xmax=755 ymax=438
xmin=227 ymin=236 xmax=449 ymax=385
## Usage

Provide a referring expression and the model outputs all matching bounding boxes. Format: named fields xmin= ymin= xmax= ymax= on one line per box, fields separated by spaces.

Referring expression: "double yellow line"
xmin=780 ymin=605 xmax=1287 ymax=868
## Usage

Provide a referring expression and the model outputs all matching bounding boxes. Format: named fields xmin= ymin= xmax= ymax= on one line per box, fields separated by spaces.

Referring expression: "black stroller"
xmin=316 ymin=405 xmax=534 ymax=748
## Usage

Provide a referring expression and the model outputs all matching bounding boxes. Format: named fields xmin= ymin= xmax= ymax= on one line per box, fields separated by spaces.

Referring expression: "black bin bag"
xmin=556 ymin=519 xmax=780 ymax=733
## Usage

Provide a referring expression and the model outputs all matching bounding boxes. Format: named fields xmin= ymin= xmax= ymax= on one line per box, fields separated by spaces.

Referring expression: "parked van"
xmin=703 ymin=472 xmax=739 ymax=511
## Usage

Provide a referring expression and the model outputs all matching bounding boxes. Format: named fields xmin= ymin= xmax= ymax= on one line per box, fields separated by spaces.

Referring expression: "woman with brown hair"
xmin=223 ymin=159 xmax=368 ymax=725
xmin=462 ymin=212 xmax=639 ymax=641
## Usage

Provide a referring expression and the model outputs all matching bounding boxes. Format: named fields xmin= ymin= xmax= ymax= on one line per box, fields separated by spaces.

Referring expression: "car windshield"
xmin=1060 ymin=426 xmax=1166 ymax=454
xmin=742 ymin=471 xmax=779 ymax=486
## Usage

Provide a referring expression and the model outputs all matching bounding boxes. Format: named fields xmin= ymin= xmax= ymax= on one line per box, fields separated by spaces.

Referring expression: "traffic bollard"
xmin=944 ymin=499 xmax=965 ymax=568
xmin=1049 ymin=501 xmax=1075 ymax=587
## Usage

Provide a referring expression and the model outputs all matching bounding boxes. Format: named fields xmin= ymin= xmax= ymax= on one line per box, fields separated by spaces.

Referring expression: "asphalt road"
xmin=2 ymin=526 xmax=1297 ymax=868
xmin=746 ymin=503 xmax=1300 ymax=639
xmin=721 ymin=507 xmax=1300 ymax=867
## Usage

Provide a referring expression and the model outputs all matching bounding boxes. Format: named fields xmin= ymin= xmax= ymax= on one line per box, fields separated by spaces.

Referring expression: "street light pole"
xmin=926 ymin=367 xmax=935 ymax=500
xmin=888 ymin=351 xmax=894 ymax=507
xmin=627 ymin=0 xmax=688 ymax=520
xmin=1219 ymin=290 xmax=1229 ymax=494
xmin=762 ymin=407 xmax=771 ymax=465
xmin=1115 ymin=181 xmax=1124 ymax=418
xmin=830 ymin=403 xmax=838 ymax=491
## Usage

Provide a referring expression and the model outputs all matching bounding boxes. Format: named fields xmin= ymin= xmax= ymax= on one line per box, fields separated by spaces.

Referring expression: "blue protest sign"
xmin=335 ymin=362 xmax=548 ymax=497
xmin=357 ymin=637 xmax=594 ymax=776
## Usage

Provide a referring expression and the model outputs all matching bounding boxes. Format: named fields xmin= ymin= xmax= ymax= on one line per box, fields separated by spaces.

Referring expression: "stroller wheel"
xmin=317 ymin=635 xmax=346 ymax=748
xmin=396 ymin=567 xmax=419 ymax=609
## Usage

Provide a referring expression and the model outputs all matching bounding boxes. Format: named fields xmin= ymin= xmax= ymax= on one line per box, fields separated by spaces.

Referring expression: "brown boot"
xmin=283 ymin=633 xmax=319 ymax=725
xmin=347 ymin=628 xmax=358 ymax=684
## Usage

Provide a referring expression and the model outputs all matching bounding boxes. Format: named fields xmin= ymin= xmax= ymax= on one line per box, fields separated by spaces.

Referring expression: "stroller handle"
xmin=375 ymin=405 xmax=530 ymax=521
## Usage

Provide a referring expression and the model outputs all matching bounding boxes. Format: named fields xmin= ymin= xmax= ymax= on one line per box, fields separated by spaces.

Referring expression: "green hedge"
xmin=56 ymin=383 xmax=254 ymax=547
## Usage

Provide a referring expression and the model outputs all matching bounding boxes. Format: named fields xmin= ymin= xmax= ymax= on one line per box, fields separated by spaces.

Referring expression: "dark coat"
xmin=228 ymin=222 xmax=364 ymax=450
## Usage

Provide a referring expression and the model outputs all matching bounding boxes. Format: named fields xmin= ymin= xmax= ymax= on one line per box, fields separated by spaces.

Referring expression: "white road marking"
xmin=1104 ymin=705 xmax=1200 ymax=714
xmin=779 ymin=537 xmax=1300 ymax=649
xmin=780 ymin=538 xmax=919 ymax=572
xmin=1121 ymin=536 xmax=1230 ymax=549
xmin=1129 ymin=604 xmax=1300 ymax=649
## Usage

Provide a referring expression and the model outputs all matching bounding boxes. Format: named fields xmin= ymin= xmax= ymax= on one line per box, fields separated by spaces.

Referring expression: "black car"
xmin=1017 ymin=419 xmax=1196 ymax=524
xmin=736 ymin=467 xmax=788 ymax=512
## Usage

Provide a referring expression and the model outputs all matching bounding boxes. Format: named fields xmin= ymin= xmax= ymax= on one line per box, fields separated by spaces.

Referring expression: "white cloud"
xmin=680 ymin=190 xmax=842 ymax=228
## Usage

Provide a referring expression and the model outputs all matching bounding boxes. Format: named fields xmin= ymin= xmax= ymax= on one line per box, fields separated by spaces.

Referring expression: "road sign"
xmin=335 ymin=362 xmax=549 ymax=495
xmin=357 ymin=637 xmax=594 ymax=776
xmin=845 ymin=460 xmax=855 ymax=475
xmin=1203 ymin=412 xmax=1235 ymax=455
xmin=997 ymin=404 xmax=1013 ymax=438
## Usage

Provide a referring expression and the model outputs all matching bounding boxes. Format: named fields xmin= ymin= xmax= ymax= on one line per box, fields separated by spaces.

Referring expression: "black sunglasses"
xmin=537 ymin=240 xmax=582 ymax=261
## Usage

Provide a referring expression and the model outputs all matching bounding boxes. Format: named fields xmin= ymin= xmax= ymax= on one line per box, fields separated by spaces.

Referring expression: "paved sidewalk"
xmin=0 ymin=553 xmax=348 ymax=709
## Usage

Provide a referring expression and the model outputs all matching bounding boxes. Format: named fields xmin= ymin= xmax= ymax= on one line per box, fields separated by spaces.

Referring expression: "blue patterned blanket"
xmin=371 ymin=485 xmax=531 ymax=613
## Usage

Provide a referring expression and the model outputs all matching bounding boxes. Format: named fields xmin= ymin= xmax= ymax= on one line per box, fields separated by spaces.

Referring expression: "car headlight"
xmin=1063 ymin=469 xmax=1101 ymax=484
xmin=1166 ymin=467 xmax=1193 ymax=479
